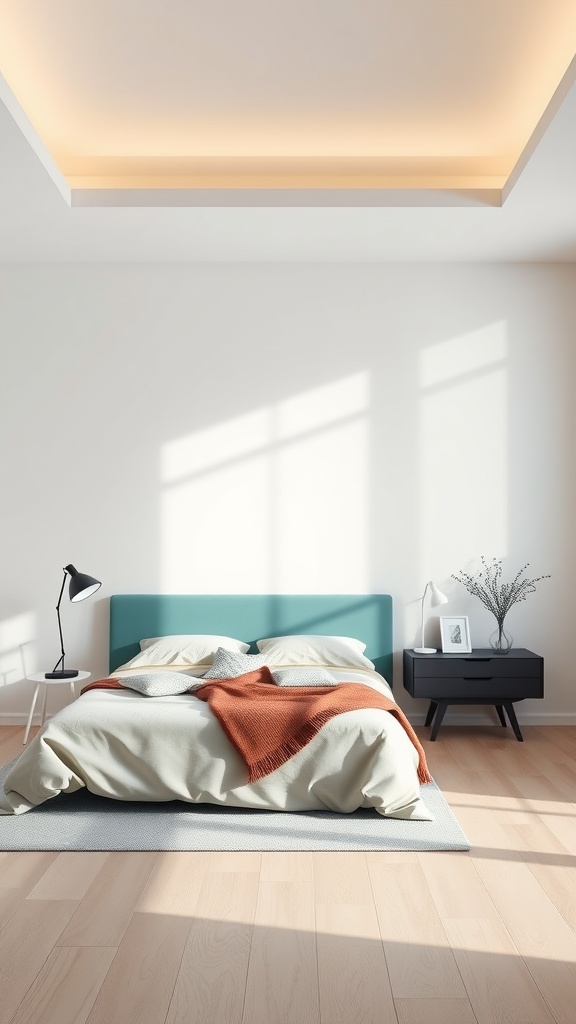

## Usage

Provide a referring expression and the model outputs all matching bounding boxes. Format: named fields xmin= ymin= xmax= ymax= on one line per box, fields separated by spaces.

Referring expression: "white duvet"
xmin=0 ymin=668 xmax=432 ymax=820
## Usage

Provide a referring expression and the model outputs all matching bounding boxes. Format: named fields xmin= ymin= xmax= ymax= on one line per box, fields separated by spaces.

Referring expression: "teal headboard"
xmin=109 ymin=594 xmax=393 ymax=686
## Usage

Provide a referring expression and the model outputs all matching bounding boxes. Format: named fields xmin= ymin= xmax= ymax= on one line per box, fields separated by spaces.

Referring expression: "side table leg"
xmin=503 ymin=702 xmax=523 ymax=741
xmin=23 ymin=683 xmax=41 ymax=745
xmin=430 ymin=701 xmax=448 ymax=741
xmin=495 ymin=705 xmax=507 ymax=727
xmin=39 ymin=683 xmax=48 ymax=727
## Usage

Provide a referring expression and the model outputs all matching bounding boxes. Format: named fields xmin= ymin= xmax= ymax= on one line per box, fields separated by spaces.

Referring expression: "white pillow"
xmin=271 ymin=667 xmax=337 ymax=687
xmin=203 ymin=648 xmax=271 ymax=680
xmin=117 ymin=671 xmax=203 ymax=697
xmin=255 ymin=635 xmax=375 ymax=671
xmin=116 ymin=634 xmax=249 ymax=672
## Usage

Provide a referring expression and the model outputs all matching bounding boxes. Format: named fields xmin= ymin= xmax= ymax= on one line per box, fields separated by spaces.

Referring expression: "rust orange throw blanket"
xmin=194 ymin=668 xmax=431 ymax=784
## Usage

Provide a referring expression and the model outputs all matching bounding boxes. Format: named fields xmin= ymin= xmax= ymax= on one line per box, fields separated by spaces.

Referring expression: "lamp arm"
xmin=52 ymin=568 xmax=69 ymax=674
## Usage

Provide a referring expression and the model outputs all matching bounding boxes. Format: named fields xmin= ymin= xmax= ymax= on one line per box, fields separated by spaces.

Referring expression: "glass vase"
xmin=489 ymin=622 xmax=513 ymax=654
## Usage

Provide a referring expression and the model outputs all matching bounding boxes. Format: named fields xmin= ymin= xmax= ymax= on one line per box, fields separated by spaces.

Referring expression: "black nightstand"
xmin=403 ymin=648 xmax=543 ymax=741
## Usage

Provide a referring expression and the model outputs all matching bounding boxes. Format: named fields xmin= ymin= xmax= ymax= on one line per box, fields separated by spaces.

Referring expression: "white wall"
xmin=1 ymin=262 xmax=574 ymax=725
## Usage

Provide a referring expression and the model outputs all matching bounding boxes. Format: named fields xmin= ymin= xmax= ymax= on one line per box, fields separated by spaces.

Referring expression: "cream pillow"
xmin=116 ymin=634 xmax=249 ymax=672
xmin=256 ymin=635 xmax=375 ymax=671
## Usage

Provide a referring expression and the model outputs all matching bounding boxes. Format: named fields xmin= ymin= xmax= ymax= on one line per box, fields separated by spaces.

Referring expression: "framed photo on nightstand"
xmin=440 ymin=615 xmax=472 ymax=654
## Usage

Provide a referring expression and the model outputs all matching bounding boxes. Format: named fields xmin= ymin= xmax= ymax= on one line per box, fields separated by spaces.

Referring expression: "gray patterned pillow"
xmin=118 ymin=671 xmax=200 ymax=697
xmin=203 ymin=648 xmax=271 ymax=679
xmin=271 ymin=668 xmax=337 ymax=686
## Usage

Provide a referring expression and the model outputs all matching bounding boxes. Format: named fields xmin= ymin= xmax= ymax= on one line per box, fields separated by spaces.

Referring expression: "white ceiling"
xmin=0 ymin=1 xmax=575 ymax=261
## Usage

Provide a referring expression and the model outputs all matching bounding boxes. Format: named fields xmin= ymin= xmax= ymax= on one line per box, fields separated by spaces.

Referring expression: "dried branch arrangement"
xmin=452 ymin=557 xmax=550 ymax=627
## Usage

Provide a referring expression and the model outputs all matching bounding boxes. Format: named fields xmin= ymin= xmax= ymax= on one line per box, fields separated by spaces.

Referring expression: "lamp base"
xmin=45 ymin=669 xmax=79 ymax=679
xmin=413 ymin=647 xmax=437 ymax=655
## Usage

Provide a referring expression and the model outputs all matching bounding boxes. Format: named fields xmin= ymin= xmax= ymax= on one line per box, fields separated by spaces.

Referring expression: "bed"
xmin=0 ymin=594 xmax=432 ymax=820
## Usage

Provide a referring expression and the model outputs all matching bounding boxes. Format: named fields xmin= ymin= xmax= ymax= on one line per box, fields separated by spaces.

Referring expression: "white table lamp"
xmin=414 ymin=581 xmax=448 ymax=654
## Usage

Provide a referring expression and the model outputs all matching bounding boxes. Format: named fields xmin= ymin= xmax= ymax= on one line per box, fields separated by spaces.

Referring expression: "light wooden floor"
xmin=2 ymin=723 xmax=576 ymax=1024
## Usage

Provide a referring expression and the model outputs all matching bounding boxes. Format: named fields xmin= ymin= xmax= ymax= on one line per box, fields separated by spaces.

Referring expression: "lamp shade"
xmin=429 ymin=582 xmax=448 ymax=608
xmin=65 ymin=563 xmax=102 ymax=603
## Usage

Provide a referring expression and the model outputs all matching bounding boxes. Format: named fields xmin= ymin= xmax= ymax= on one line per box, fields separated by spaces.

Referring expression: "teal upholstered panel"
xmin=109 ymin=594 xmax=394 ymax=686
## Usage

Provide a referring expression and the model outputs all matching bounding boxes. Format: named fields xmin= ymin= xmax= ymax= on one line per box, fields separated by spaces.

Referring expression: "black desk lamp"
xmin=46 ymin=563 xmax=101 ymax=679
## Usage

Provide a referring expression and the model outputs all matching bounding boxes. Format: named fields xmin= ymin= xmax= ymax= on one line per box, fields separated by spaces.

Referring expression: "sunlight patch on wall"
xmin=160 ymin=374 xmax=369 ymax=593
xmin=418 ymin=322 xmax=508 ymax=584
xmin=0 ymin=612 xmax=37 ymax=685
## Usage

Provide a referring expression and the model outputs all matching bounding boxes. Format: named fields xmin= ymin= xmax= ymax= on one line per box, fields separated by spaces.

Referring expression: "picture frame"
xmin=440 ymin=616 xmax=472 ymax=654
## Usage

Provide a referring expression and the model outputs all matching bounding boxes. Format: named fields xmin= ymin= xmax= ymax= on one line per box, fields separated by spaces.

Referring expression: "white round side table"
xmin=23 ymin=670 xmax=91 ymax=745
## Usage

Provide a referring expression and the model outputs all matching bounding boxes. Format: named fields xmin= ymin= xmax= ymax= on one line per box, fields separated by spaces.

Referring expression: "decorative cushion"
xmin=271 ymin=668 xmax=337 ymax=687
xmin=118 ymin=671 xmax=201 ymax=697
xmin=255 ymin=635 xmax=375 ymax=671
xmin=203 ymin=648 xmax=272 ymax=680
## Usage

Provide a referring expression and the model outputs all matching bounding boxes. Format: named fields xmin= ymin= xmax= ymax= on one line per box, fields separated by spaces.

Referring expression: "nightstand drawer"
xmin=410 ymin=675 xmax=544 ymax=700
xmin=412 ymin=656 xmax=542 ymax=679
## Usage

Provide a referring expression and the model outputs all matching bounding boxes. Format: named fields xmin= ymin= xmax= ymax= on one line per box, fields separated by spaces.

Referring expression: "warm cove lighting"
xmin=160 ymin=374 xmax=369 ymax=593
xmin=1 ymin=2 xmax=575 ymax=203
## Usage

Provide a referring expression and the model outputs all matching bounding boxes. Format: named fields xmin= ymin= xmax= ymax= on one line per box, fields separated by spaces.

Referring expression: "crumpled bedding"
xmin=0 ymin=668 xmax=432 ymax=820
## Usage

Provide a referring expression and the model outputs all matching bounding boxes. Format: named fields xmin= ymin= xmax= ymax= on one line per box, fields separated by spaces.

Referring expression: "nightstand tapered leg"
xmin=424 ymin=701 xmax=438 ymax=727
xmin=503 ymin=702 xmax=524 ymax=741
xmin=495 ymin=704 xmax=506 ymax=727
xmin=430 ymin=700 xmax=448 ymax=740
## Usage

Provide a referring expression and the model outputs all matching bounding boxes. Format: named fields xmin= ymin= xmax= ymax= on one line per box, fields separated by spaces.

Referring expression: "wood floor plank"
xmin=468 ymin=811 xmax=576 ymax=1023
xmin=502 ymin=820 xmax=576 ymax=930
xmin=368 ymin=860 xmax=466 ymax=998
xmin=314 ymin=852 xmax=373 ymax=904
xmin=136 ymin=851 xmax=210 ymax=916
xmin=10 ymin=946 xmax=116 ymax=1024
xmin=417 ymin=850 xmax=498 ymax=920
xmin=242 ymin=880 xmax=320 ymax=1024
xmin=26 ymin=852 xmax=109 ymax=901
xmin=444 ymin=916 xmax=557 ymax=1024
xmin=539 ymin=759 xmax=576 ymax=803
xmin=206 ymin=852 xmax=261 ymax=873
xmin=535 ymin=725 xmax=576 ymax=761
xmin=504 ymin=772 xmax=576 ymax=854
xmin=58 ymin=852 xmax=158 ymax=947
xmin=0 ymin=899 xmax=79 ymax=1024
xmin=0 ymin=851 xmax=58 ymax=892
xmin=260 ymin=852 xmax=314 ymax=882
xmin=85 ymin=911 xmax=190 ymax=1024
xmin=438 ymin=729 xmax=513 ymax=772
xmin=0 ymin=726 xmax=28 ymax=765
xmin=520 ymin=726 xmax=576 ymax=765
xmin=395 ymin=997 xmax=478 ymax=1024
xmin=0 ymin=886 xmax=26 ymax=930
xmin=166 ymin=869 xmax=259 ymax=1024
xmin=316 ymin=902 xmax=397 ymax=1024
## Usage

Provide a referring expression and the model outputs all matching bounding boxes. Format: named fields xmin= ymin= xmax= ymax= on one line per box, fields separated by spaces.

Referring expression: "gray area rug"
xmin=0 ymin=761 xmax=470 ymax=852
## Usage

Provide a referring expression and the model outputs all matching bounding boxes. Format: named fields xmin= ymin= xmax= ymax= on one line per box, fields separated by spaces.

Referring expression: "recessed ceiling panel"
xmin=0 ymin=0 xmax=575 ymax=203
